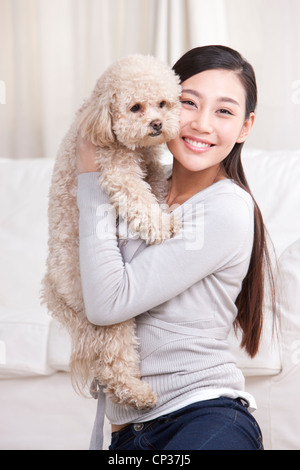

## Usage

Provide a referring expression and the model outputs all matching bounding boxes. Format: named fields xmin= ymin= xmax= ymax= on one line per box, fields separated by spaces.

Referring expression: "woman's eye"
xmin=218 ymin=108 xmax=233 ymax=115
xmin=180 ymin=100 xmax=196 ymax=107
xmin=130 ymin=104 xmax=141 ymax=113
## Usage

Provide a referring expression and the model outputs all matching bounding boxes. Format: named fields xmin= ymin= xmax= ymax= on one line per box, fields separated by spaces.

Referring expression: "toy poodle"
xmin=41 ymin=54 xmax=181 ymax=410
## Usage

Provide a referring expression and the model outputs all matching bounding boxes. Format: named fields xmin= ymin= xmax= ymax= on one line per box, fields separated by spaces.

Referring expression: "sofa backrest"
xmin=0 ymin=148 xmax=299 ymax=378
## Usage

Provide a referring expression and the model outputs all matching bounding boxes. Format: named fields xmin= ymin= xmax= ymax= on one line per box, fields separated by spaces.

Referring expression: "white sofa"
xmin=0 ymin=148 xmax=299 ymax=450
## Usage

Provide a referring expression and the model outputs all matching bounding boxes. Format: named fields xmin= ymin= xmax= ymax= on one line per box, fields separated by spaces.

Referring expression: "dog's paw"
xmin=153 ymin=211 xmax=182 ymax=244
xmin=129 ymin=208 xmax=182 ymax=245
xmin=126 ymin=386 xmax=157 ymax=411
xmin=106 ymin=378 xmax=157 ymax=410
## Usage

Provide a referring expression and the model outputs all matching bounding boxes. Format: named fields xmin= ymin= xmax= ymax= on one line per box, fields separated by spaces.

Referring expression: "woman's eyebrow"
xmin=181 ymin=89 xmax=201 ymax=98
xmin=181 ymin=89 xmax=240 ymax=107
xmin=218 ymin=96 xmax=240 ymax=107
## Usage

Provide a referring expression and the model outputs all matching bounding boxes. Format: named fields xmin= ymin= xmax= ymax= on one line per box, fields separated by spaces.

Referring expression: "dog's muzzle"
xmin=149 ymin=120 xmax=162 ymax=137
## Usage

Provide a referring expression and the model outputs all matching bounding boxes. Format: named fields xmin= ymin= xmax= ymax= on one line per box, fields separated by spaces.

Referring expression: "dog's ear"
xmin=77 ymin=90 xmax=115 ymax=147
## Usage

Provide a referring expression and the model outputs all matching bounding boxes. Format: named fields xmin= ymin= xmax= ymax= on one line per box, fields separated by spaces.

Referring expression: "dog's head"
xmin=77 ymin=55 xmax=181 ymax=149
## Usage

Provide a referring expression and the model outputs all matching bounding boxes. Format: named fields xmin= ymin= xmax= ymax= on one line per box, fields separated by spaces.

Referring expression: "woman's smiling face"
xmin=168 ymin=68 xmax=255 ymax=173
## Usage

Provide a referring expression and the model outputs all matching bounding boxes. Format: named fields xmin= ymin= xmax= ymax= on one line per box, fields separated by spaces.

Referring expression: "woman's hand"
xmin=76 ymin=133 xmax=98 ymax=174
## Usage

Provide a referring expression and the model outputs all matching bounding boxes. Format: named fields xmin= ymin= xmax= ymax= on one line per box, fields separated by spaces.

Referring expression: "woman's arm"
xmin=77 ymin=172 xmax=253 ymax=326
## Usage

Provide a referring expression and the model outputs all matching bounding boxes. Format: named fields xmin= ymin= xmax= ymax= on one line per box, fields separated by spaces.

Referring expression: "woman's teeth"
xmin=183 ymin=138 xmax=212 ymax=148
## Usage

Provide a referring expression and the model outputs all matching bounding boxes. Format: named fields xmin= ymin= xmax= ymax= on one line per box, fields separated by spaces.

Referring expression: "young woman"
xmin=76 ymin=46 xmax=275 ymax=450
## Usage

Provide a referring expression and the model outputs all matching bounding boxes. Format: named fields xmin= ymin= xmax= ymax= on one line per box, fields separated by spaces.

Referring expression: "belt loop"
xmin=237 ymin=397 xmax=249 ymax=408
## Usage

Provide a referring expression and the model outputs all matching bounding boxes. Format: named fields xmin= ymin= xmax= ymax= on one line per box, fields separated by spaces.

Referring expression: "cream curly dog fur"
xmin=42 ymin=54 xmax=181 ymax=410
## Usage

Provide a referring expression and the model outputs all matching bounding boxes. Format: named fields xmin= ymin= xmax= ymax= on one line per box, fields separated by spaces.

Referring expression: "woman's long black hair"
xmin=173 ymin=46 xmax=276 ymax=357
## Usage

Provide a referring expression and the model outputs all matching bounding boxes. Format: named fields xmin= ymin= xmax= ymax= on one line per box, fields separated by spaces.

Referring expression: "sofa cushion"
xmin=0 ymin=158 xmax=53 ymax=312
xmin=242 ymin=148 xmax=300 ymax=258
xmin=228 ymin=315 xmax=281 ymax=377
xmin=228 ymin=149 xmax=300 ymax=376
xmin=276 ymin=239 xmax=300 ymax=367
xmin=0 ymin=306 xmax=54 ymax=377
xmin=265 ymin=240 xmax=300 ymax=450
xmin=0 ymin=158 xmax=57 ymax=377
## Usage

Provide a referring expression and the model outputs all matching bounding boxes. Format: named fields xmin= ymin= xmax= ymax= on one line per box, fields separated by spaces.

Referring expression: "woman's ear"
xmin=77 ymin=81 xmax=115 ymax=147
xmin=237 ymin=112 xmax=255 ymax=143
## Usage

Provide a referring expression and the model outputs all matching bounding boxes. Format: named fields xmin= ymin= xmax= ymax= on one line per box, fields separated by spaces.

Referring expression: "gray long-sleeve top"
xmin=77 ymin=172 xmax=256 ymax=446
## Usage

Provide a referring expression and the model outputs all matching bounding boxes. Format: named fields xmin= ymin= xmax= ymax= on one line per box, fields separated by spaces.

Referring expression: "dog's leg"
xmin=92 ymin=320 xmax=157 ymax=409
xmin=98 ymin=151 xmax=181 ymax=245
xmin=142 ymin=148 xmax=169 ymax=205
xmin=42 ymin=124 xmax=84 ymax=316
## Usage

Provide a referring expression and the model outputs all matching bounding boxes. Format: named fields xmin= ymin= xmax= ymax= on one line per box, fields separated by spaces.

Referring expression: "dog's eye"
xmin=159 ymin=101 xmax=167 ymax=108
xmin=130 ymin=104 xmax=141 ymax=113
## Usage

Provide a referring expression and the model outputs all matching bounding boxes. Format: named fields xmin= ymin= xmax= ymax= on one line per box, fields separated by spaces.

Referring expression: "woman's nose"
xmin=191 ymin=110 xmax=213 ymax=134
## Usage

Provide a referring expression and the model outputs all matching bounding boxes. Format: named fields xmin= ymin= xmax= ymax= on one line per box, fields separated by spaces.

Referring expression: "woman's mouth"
xmin=182 ymin=137 xmax=215 ymax=151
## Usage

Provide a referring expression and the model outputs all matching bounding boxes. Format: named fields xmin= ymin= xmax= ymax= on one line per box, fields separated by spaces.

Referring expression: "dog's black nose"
xmin=150 ymin=120 xmax=162 ymax=131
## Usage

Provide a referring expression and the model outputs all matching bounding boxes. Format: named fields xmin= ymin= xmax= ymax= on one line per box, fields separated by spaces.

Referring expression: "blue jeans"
xmin=109 ymin=397 xmax=263 ymax=450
